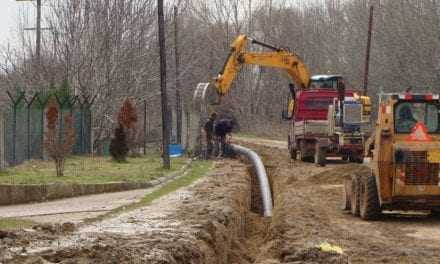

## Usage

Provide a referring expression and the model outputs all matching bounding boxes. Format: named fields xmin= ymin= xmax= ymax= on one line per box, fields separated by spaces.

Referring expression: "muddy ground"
xmin=2 ymin=138 xmax=440 ymax=263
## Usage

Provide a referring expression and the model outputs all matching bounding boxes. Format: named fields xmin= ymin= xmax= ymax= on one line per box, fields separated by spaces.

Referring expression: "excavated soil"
xmin=1 ymin=160 xmax=270 ymax=264
xmin=243 ymin=140 xmax=440 ymax=264
xmin=3 ymin=138 xmax=440 ymax=263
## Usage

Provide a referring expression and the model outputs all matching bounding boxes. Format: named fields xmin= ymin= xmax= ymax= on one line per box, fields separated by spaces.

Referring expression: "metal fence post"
xmin=0 ymin=113 xmax=5 ymax=169
xmin=143 ymin=100 xmax=147 ymax=155
xmin=12 ymin=104 xmax=17 ymax=165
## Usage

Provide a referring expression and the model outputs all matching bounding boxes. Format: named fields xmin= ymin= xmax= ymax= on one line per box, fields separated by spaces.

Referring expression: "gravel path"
xmin=0 ymin=187 xmax=161 ymax=224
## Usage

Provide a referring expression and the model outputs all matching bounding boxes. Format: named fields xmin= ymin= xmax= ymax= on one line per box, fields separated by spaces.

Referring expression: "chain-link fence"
xmin=1 ymin=92 xmax=94 ymax=168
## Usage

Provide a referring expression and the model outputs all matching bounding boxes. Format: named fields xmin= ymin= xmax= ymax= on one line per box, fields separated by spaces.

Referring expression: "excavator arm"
xmin=214 ymin=35 xmax=310 ymax=97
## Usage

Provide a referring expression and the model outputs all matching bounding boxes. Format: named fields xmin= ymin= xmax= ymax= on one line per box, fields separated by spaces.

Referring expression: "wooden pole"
xmin=157 ymin=0 xmax=170 ymax=169
xmin=174 ymin=6 xmax=182 ymax=144
xmin=36 ymin=0 xmax=42 ymax=65
xmin=363 ymin=5 xmax=374 ymax=95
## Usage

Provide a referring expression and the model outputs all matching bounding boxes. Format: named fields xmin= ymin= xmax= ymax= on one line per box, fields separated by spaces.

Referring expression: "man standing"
xmin=214 ymin=118 xmax=234 ymax=157
xmin=204 ymin=112 xmax=217 ymax=158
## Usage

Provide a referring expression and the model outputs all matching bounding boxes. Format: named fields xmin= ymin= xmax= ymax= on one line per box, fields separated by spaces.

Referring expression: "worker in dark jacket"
xmin=214 ymin=118 xmax=234 ymax=157
xmin=204 ymin=112 xmax=217 ymax=158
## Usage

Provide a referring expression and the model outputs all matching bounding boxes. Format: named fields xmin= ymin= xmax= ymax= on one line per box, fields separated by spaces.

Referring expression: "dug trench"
xmin=241 ymin=139 xmax=440 ymax=264
xmin=1 ymin=158 xmax=271 ymax=264
xmin=4 ymin=139 xmax=440 ymax=263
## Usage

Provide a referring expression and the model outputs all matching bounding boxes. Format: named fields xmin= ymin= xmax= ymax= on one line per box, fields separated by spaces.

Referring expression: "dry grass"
xmin=0 ymin=154 xmax=187 ymax=185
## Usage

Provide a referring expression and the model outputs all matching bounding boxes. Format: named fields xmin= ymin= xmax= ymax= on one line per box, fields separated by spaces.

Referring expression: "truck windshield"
xmin=309 ymin=79 xmax=337 ymax=89
xmin=394 ymin=102 xmax=440 ymax=133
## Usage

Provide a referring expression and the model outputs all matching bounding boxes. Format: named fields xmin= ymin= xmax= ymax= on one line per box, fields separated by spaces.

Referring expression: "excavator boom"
xmin=214 ymin=35 xmax=310 ymax=96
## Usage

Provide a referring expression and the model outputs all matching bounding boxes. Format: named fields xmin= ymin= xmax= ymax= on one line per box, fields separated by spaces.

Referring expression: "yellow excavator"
xmin=198 ymin=34 xmax=369 ymax=114
xmin=213 ymin=35 xmax=310 ymax=97
xmin=193 ymin=35 xmax=371 ymax=164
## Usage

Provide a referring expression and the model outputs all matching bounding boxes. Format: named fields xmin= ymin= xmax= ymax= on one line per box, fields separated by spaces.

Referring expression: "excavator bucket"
xmin=188 ymin=83 xmax=220 ymax=158
xmin=192 ymin=82 xmax=220 ymax=108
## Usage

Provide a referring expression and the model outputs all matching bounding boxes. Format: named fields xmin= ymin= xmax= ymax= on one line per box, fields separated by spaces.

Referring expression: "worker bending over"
xmin=215 ymin=118 xmax=234 ymax=157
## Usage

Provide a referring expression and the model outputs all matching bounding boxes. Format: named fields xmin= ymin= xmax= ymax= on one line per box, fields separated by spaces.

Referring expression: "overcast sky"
xmin=0 ymin=0 xmax=324 ymax=47
xmin=0 ymin=0 xmax=23 ymax=46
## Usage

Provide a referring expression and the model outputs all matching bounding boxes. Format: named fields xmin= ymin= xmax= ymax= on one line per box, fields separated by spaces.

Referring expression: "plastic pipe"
xmin=231 ymin=144 xmax=273 ymax=217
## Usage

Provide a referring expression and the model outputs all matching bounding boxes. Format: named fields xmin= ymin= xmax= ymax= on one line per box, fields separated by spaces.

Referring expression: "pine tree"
xmin=109 ymin=124 xmax=129 ymax=162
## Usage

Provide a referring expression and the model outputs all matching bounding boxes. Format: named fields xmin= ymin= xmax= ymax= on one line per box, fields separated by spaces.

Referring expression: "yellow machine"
xmin=343 ymin=92 xmax=440 ymax=220
xmin=209 ymin=35 xmax=370 ymax=114
xmin=213 ymin=35 xmax=310 ymax=98
xmin=193 ymin=35 xmax=372 ymax=163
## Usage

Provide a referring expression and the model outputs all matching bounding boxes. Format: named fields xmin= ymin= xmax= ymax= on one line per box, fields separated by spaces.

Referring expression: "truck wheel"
xmin=341 ymin=178 xmax=352 ymax=211
xmin=430 ymin=209 xmax=440 ymax=217
xmin=288 ymin=136 xmax=297 ymax=160
xmin=315 ymin=147 xmax=327 ymax=167
xmin=350 ymin=155 xmax=364 ymax=164
xmin=360 ymin=173 xmax=381 ymax=220
xmin=350 ymin=175 xmax=361 ymax=216
xmin=355 ymin=156 xmax=364 ymax=164
xmin=291 ymin=148 xmax=297 ymax=160
xmin=299 ymin=141 xmax=308 ymax=162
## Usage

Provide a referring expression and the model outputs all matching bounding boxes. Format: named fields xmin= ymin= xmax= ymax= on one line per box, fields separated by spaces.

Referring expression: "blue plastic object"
xmin=169 ymin=144 xmax=183 ymax=157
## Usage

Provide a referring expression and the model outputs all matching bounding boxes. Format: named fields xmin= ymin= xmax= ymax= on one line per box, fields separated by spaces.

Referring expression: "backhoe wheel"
xmin=350 ymin=175 xmax=361 ymax=216
xmin=341 ymin=178 xmax=352 ymax=211
xmin=360 ymin=173 xmax=381 ymax=220
xmin=315 ymin=147 xmax=327 ymax=167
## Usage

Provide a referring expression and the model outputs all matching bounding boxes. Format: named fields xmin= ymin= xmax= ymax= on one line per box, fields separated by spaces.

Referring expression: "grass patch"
xmin=0 ymin=154 xmax=187 ymax=185
xmin=83 ymin=159 xmax=213 ymax=223
xmin=0 ymin=218 xmax=36 ymax=231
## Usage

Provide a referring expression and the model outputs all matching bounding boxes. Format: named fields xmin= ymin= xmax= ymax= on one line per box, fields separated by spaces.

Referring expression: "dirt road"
xmin=244 ymin=140 xmax=440 ymax=264
xmin=3 ymin=138 xmax=440 ymax=263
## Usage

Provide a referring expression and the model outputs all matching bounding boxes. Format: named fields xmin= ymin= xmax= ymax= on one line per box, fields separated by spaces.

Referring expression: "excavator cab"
xmin=343 ymin=92 xmax=440 ymax=220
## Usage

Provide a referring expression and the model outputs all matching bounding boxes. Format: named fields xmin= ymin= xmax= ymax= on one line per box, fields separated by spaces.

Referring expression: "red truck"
xmin=288 ymin=75 xmax=371 ymax=166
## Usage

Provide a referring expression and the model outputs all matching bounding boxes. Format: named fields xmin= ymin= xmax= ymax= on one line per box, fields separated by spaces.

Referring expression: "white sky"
xmin=0 ymin=0 xmax=53 ymax=47
xmin=0 ymin=0 xmax=325 ymax=47
xmin=0 ymin=0 xmax=27 ymax=46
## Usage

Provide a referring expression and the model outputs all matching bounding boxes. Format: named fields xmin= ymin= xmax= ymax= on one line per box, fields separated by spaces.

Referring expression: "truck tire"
xmin=431 ymin=209 xmax=440 ymax=217
xmin=350 ymin=155 xmax=364 ymax=164
xmin=291 ymin=148 xmax=297 ymax=160
xmin=350 ymin=175 xmax=361 ymax=216
xmin=315 ymin=147 xmax=327 ymax=167
xmin=356 ymin=156 xmax=364 ymax=164
xmin=360 ymin=173 xmax=381 ymax=220
xmin=341 ymin=178 xmax=352 ymax=210
xmin=299 ymin=141 xmax=307 ymax=162
xmin=288 ymin=136 xmax=297 ymax=160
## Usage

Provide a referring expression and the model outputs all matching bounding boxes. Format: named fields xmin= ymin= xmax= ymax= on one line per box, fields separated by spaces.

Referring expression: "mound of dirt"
xmin=307 ymin=164 xmax=370 ymax=185
xmin=2 ymin=160 xmax=266 ymax=264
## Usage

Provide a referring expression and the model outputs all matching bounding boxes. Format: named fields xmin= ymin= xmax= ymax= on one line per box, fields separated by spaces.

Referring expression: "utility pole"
xmin=174 ymin=6 xmax=182 ymax=144
xmin=363 ymin=5 xmax=374 ymax=95
xmin=36 ymin=0 xmax=42 ymax=65
xmin=157 ymin=0 xmax=170 ymax=169
xmin=16 ymin=0 xmax=42 ymax=65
